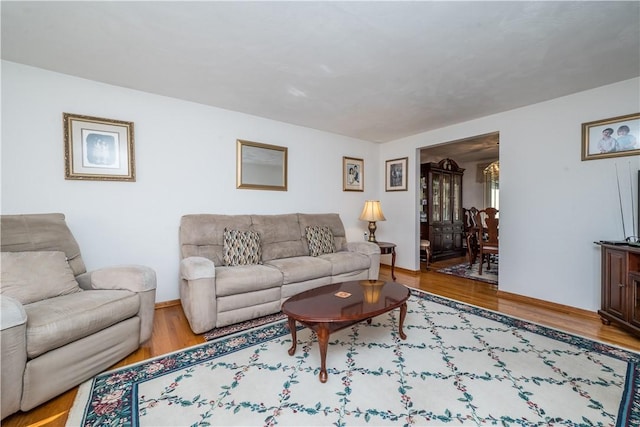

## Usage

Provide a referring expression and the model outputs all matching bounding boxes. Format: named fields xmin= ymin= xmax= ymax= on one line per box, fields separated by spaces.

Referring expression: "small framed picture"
xmin=63 ymin=113 xmax=135 ymax=181
xmin=582 ymin=113 xmax=640 ymax=161
xmin=385 ymin=157 xmax=408 ymax=191
xmin=343 ymin=156 xmax=364 ymax=191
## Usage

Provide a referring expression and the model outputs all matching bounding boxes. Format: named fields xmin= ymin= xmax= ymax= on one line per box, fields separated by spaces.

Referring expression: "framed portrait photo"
xmin=343 ymin=156 xmax=364 ymax=191
xmin=63 ymin=113 xmax=135 ymax=181
xmin=385 ymin=157 xmax=408 ymax=191
xmin=582 ymin=113 xmax=640 ymax=161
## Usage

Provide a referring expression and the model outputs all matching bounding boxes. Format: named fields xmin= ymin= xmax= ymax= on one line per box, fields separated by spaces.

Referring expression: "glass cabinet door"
xmin=442 ymin=174 xmax=451 ymax=221
xmin=453 ymin=174 xmax=462 ymax=221
xmin=431 ymin=173 xmax=441 ymax=222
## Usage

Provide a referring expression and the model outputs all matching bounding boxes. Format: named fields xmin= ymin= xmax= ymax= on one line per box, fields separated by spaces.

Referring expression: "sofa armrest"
xmin=179 ymin=257 xmax=218 ymax=334
xmin=76 ymin=265 xmax=156 ymax=292
xmin=180 ymin=256 xmax=216 ymax=280
xmin=1 ymin=295 xmax=26 ymax=331
xmin=345 ymin=241 xmax=381 ymax=280
xmin=76 ymin=266 xmax=157 ymax=344
xmin=346 ymin=241 xmax=381 ymax=256
xmin=1 ymin=295 xmax=27 ymax=419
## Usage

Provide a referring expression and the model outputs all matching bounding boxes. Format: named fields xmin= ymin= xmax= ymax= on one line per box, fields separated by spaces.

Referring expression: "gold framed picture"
xmin=582 ymin=113 xmax=640 ymax=161
xmin=63 ymin=113 xmax=135 ymax=181
xmin=343 ymin=156 xmax=364 ymax=191
xmin=385 ymin=157 xmax=408 ymax=191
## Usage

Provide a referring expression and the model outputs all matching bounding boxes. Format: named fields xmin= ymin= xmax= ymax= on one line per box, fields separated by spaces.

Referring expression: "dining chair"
xmin=420 ymin=239 xmax=430 ymax=270
xmin=463 ymin=207 xmax=480 ymax=267
xmin=474 ymin=207 xmax=499 ymax=275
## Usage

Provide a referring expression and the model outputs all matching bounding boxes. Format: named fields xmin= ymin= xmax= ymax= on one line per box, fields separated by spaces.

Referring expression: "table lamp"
xmin=359 ymin=200 xmax=386 ymax=243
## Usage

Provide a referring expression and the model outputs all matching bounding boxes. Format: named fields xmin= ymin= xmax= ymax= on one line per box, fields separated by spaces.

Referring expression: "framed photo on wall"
xmin=343 ymin=156 xmax=364 ymax=191
xmin=582 ymin=112 xmax=640 ymax=161
xmin=63 ymin=113 xmax=135 ymax=181
xmin=385 ymin=157 xmax=408 ymax=191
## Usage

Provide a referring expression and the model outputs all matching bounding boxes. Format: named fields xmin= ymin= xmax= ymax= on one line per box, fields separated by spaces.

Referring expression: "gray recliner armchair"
xmin=0 ymin=213 xmax=157 ymax=419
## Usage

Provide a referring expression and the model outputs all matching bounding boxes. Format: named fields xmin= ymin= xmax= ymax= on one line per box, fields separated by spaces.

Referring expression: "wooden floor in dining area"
xmin=5 ymin=256 xmax=640 ymax=427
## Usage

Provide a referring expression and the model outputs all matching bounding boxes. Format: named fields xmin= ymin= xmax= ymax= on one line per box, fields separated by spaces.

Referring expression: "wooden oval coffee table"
xmin=282 ymin=280 xmax=410 ymax=383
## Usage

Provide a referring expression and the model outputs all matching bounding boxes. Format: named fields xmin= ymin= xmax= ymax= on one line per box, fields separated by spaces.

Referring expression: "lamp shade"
xmin=359 ymin=200 xmax=386 ymax=222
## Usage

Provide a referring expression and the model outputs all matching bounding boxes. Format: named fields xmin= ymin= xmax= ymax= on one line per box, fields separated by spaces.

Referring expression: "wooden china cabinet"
xmin=420 ymin=158 xmax=465 ymax=260
xmin=598 ymin=243 xmax=640 ymax=337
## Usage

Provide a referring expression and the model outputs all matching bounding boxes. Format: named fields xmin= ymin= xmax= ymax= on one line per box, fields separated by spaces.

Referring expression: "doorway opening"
xmin=418 ymin=132 xmax=500 ymax=283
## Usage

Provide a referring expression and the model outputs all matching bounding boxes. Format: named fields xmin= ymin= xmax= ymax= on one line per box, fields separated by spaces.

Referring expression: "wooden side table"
xmin=376 ymin=241 xmax=396 ymax=280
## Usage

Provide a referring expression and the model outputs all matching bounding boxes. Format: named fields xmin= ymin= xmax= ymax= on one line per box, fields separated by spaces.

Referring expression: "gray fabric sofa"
xmin=0 ymin=213 xmax=156 ymax=419
xmin=179 ymin=213 xmax=381 ymax=334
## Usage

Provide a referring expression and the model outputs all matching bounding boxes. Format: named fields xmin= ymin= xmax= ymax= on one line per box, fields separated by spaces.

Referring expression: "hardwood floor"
xmin=4 ymin=257 xmax=640 ymax=427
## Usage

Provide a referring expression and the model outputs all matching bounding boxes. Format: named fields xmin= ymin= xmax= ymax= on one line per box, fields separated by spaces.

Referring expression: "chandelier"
xmin=483 ymin=160 xmax=499 ymax=179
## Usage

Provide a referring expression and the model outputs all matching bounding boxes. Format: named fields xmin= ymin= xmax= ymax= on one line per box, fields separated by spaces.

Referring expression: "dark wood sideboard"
xmin=598 ymin=243 xmax=640 ymax=337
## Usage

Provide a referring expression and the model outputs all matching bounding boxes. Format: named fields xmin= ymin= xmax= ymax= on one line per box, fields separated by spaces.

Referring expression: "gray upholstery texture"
xmin=0 ymin=213 xmax=86 ymax=275
xmin=0 ymin=213 xmax=157 ymax=419
xmin=0 ymin=295 xmax=26 ymax=418
xmin=1 ymin=251 xmax=81 ymax=304
xmin=179 ymin=213 xmax=381 ymax=334
xmin=24 ymin=290 xmax=140 ymax=358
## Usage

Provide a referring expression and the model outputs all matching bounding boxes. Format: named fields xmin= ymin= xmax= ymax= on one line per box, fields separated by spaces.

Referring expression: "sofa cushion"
xmin=223 ymin=229 xmax=262 ymax=266
xmin=251 ymin=214 xmax=306 ymax=261
xmin=264 ymin=256 xmax=332 ymax=284
xmin=1 ymin=251 xmax=81 ymax=305
xmin=0 ymin=213 xmax=87 ymax=276
xmin=215 ymin=265 xmax=283 ymax=297
xmin=298 ymin=213 xmax=348 ymax=252
xmin=305 ymin=225 xmax=336 ymax=257
xmin=319 ymin=251 xmax=371 ymax=276
xmin=180 ymin=214 xmax=253 ymax=266
xmin=23 ymin=289 xmax=140 ymax=358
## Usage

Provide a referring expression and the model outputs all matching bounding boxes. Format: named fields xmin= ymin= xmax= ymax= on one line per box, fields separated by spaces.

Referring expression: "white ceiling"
xmin=2 ymin=1 xmax=639 ymax=144
xmin=420 ymin=132 xmax=500 ymax=164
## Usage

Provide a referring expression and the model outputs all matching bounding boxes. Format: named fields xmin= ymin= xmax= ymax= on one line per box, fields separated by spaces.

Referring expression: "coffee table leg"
xmin=287 ymin=317 xmax=297 ymax=356
xmin=398 ymin=302 xmax=407 ymax=340
xmin=317 ymin=324 xmax=330 ymax=383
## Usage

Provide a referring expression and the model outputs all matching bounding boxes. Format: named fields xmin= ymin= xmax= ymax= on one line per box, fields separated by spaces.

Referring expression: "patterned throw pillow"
xmin=305 ymin=225 xmax=335 ymax=257
xmin=223 ymin=229 xmax=262 ymax=266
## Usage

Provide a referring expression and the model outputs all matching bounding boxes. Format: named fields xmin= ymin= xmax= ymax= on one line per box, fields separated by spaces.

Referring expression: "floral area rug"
xmin=67 ymin=288 xmax=639 ymax=426
xmin=203 ymin=312 xmax=287 ymax=341
xmin=436 ymin=260 xmax=498 ymax=285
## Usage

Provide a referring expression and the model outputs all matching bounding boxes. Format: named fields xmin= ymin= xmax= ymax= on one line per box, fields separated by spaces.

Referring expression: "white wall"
xmin=379 ymin=77 xmax=640 ymax=311
xmin=3 ymin=60 xmax=639 ymax=312
xmin=1 ymin=61 xmax=380 ymax=303
xmin=460 ymin=160 xmax=489 ymax=210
